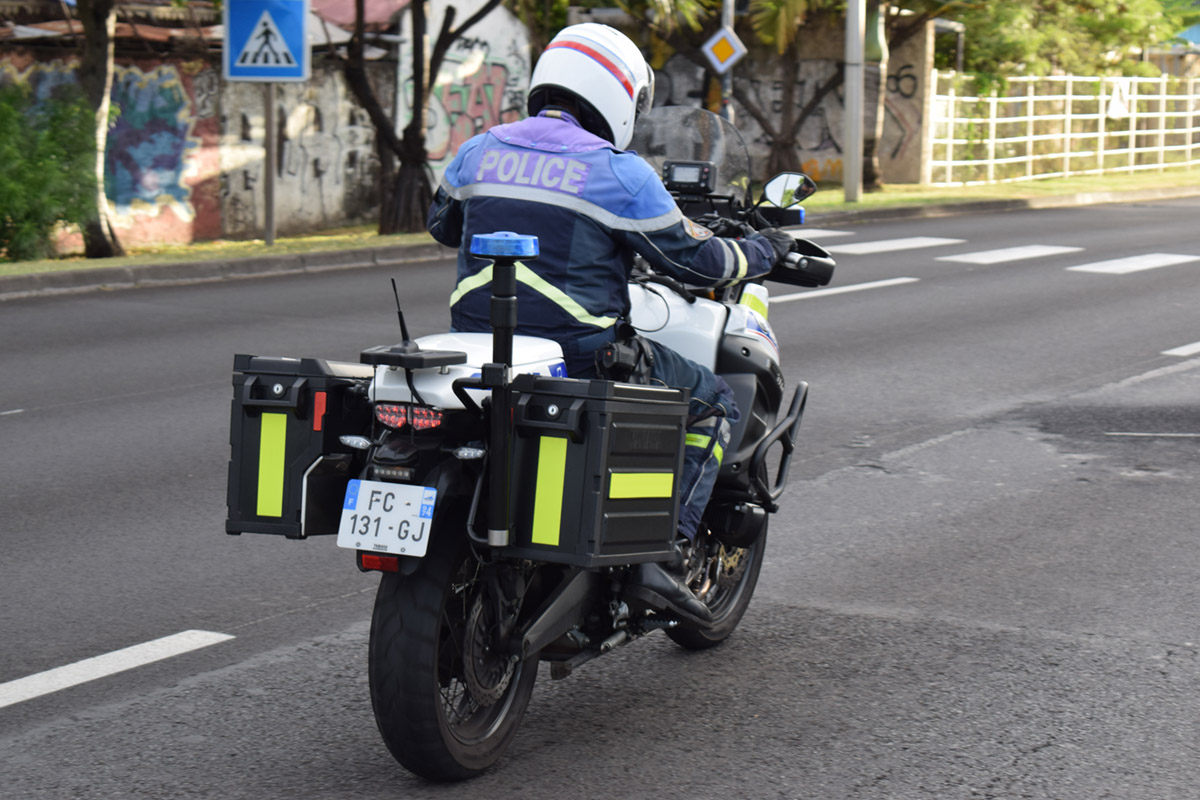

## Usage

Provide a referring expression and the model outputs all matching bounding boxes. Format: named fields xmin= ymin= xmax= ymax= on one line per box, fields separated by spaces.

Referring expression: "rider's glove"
xmin=752 ymin=228 xmax=796 ymax=266
xmin=695 ymin=213 xmax=756 ymax=239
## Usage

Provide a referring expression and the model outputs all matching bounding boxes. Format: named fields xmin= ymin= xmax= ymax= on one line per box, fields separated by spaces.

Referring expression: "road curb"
xmin=4 ymin=186 xmax=1198 ymax=301
xmin=807 ymin=185 xmax=1200 ymax=226
xmin=0 ymin=241 xmax=456 ymax=302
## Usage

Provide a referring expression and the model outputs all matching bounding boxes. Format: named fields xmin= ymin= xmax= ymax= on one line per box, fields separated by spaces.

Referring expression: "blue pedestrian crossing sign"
xmin=224 ymin=0 xmax=309 ymax=82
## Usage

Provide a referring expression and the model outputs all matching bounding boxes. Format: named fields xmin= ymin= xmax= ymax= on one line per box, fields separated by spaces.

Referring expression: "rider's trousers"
xmin=640 ymin=340 xmax=737 ymax=540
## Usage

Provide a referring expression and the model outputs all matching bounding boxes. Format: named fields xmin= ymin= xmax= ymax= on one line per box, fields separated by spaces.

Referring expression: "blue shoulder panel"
xmin=443 ymin=135 xmax=485 ymax=189
xmin=607 ymin=151 xmax=678 ymax=222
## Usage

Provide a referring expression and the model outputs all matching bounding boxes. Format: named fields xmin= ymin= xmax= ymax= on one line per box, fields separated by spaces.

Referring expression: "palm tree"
xmin=76 ymin=0 xmax=124 ymax=256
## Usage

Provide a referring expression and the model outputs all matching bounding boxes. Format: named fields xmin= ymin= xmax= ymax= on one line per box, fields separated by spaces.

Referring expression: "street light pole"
xmin=844 ymin=0 xmax=865 ymax=202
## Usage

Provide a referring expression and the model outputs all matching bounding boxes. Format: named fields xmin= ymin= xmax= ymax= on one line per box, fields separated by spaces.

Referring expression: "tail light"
xmin=374 ymin=402 xmax=444 ymax=431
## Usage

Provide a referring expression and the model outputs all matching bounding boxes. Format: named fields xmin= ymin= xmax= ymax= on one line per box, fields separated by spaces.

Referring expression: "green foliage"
xmin=617 ymin=0 xmax=715 ymax=35
xmin=934 ymin=0 xmax=1195 ymax=79
xmin=750 ymin=0 xmax=813 ymax=54
xmin=505 ymin=0 xmax=572 ymax=53
xmin=0 ymin=84 xmax=97 ymax=262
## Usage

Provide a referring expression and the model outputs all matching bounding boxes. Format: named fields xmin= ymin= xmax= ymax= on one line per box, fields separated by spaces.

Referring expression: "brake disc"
xmin=716 ymin=544 xmax=749 ymax=588
xmin=462 ymin=591 xmax=515 ymax=706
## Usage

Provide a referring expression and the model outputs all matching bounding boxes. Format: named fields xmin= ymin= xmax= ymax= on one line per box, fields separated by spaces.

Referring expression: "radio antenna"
xmin=390 ymin=278 xmax=412 ymax=342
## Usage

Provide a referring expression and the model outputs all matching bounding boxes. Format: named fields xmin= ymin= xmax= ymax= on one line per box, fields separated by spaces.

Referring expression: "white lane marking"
xmin=1104 ymin=432 xmax=1200 ymax=438
xmin=1104 ymin=357 xmax=1200 ymax=391
xmin=936 ymin=244 xmax=1084 ymax=264
xmin=773 ymin=277 xmax=919 ymax=303
xmin=826 ymin=236 xmax=965 ymax=255
xmin=1162 ymin=340 xmax=1200 ymax=357
xmin=786 ymin=228 xmax=854 ymax=240
xmin=1067 ymin=253 xmax=1200 ymax=274
xmin=0 ymin=408 xmax=24 ymax=416
xmin=0 ymin=630 xmax=234 ymax=709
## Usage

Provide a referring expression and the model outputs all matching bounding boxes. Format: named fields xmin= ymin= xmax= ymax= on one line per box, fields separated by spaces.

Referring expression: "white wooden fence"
xmin=926 ymin=72 xmax=1200 ymax=185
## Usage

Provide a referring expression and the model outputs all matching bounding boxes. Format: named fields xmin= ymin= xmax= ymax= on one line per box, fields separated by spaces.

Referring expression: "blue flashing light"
xmin=470 ymin=232 xmax=540 ymax=259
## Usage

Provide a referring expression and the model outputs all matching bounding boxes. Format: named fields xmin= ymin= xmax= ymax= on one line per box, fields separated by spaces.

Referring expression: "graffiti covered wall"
xmin=220 ymin=61 xmax=385 ymax=238
xmin=398 ymin=0 xmax=530 ymax=184
xmin=736 ymin=27 xmax=931 ymax=185
xmin=0 ymin=49 xmax=390 ymax=245
xmin=109 ymin=59 xmax=222 ymax=243
xmin=878 ymin=26 xmax=933 ymax=184
xmin=654 ymin=22 xmax=933 ymax=184
xmin=0 ymin=51 xmax=222 ymax=247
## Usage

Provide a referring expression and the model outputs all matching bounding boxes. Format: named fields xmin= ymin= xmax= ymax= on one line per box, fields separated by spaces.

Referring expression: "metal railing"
xmin=926 ymin=72 xmax=1200 ymax=185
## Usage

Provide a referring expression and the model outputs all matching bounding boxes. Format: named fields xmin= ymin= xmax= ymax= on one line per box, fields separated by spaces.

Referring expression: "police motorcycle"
xmin=225 ymin=106 xmax=834 ymax=781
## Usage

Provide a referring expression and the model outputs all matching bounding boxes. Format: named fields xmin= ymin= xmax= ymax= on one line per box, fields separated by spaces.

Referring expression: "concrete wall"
xmin=881 ymin=23 xmax=935 ymax=184
xmin=652 ymin=20 xmax=935 ymax=184
xmin=220 ymin=62 xmax=386 ymax=239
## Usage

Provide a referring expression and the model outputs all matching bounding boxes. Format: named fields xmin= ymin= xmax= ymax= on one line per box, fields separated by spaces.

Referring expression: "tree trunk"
xmin=383 ymin=140 xmax=434 ymax=233
xmin=76 ymin=0 xmax=124 ymax=258
xmin=767 ymin=48 xmax=802 ymax=176
xmin=382 ymin=0 xmax=432 ymax=234
xmin=344 ymin=0 xmax=501 ymax=234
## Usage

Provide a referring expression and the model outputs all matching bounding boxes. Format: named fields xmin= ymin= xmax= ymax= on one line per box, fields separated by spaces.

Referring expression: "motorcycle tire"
xmin=667 ymin=524 xmax=767 ymax=650
xmin=368 ymin=532 xmax=538 ymax=781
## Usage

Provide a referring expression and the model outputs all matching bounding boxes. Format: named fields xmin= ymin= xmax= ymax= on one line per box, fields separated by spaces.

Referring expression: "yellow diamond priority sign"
xmin=702 ymin=26 xmax=747 ymax=75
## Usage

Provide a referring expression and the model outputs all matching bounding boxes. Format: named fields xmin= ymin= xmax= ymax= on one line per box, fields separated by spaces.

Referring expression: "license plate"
xmin=336 ymin=479 xmax=437 ymax=558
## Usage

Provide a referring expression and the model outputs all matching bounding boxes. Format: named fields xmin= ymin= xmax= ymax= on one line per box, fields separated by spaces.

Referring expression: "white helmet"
xmin=527 ymin=23 xmax=655 ymax=150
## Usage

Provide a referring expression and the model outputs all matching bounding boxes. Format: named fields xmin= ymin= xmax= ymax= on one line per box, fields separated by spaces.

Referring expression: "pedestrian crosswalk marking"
xmin=772 ymin=277 xmax=920 ymax=303
xmin=787 ymin=228 xmax=854 ymax=240
xmin=825 ymin=237 xmax=965 ymax=255
xmin=774 ymin=226 xmax=1199 ymax=282
xmin=937 ymin=244 xmax=1083 ymax=265
xmin=235 ymin=10 xmax=296 ymax=67
xmin=1066 ymin=253 xmax=1200 ymax=275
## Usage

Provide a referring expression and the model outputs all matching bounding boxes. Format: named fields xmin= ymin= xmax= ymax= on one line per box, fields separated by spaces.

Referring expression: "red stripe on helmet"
xmin=545 ymin=40 xmax=635 ymax=98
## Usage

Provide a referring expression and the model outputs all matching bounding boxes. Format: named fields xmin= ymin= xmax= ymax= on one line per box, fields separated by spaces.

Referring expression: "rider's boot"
xmin=626 ymin=561 xmax=713 ymax=625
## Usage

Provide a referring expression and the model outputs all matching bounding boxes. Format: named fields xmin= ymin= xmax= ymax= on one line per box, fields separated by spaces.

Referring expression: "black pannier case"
xmin=504 ymin=375 xmax=689 ymax=567
xmin=226 ymin=354 xmax=373 ymax=538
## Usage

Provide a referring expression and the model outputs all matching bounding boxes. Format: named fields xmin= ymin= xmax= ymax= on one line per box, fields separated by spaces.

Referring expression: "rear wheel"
xmin=667 ymin=522 xmax=767 ymax=650
xmin=368 ymin=536 xmax=537 ymax=780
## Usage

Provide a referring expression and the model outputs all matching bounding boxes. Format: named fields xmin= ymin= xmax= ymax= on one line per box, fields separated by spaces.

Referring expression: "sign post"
xmin=701 ymin=23 xmax=747 ymax=123
xmin=223 ymin=0 xmax=310 ymax=244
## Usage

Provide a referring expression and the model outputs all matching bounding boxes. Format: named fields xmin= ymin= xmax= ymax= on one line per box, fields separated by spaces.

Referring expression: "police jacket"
xmin=427 ymin=110 xmax=777 ymax=375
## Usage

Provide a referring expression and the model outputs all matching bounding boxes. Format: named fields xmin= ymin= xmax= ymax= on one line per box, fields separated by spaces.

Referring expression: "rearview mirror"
xmin=762 ymin=173 xmax=817 ymax=208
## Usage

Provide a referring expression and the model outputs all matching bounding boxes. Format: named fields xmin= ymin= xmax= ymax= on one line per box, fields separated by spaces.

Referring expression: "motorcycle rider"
xmin=427 ymin=23 xmax=796 ymax=624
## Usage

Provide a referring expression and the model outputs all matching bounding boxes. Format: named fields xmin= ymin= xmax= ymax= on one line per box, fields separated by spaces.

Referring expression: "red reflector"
xmin=360 ymin=553 xmax=400 ymax=572
xmin=313 ymin=391 xmax=327 ymax=432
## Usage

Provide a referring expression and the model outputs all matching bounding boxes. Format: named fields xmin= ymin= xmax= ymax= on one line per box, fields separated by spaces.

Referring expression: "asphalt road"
xmin=2 ymin=197 xmax=1199 ymax=798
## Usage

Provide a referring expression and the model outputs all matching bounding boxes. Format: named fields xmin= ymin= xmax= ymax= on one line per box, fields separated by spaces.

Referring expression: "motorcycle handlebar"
xmin=772 ymin=243 xmax=836 ymax=288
